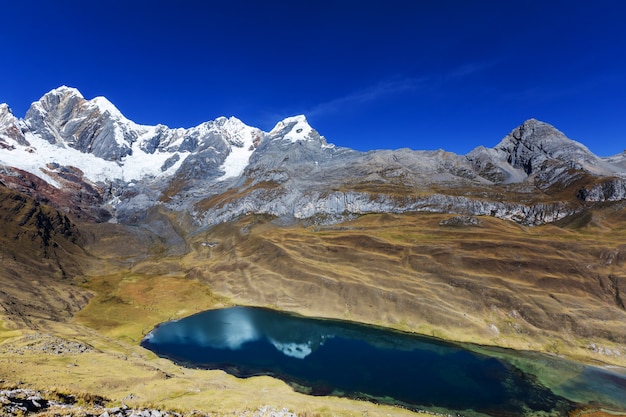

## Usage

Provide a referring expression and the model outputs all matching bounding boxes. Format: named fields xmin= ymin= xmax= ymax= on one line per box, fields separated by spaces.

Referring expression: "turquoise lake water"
xmin=141 ymin=306 xmax=626 ymax=416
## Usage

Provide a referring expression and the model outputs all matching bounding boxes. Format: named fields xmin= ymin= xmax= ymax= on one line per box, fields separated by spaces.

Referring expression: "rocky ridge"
xmin=1 ymin=87 xmax=626 ymax=229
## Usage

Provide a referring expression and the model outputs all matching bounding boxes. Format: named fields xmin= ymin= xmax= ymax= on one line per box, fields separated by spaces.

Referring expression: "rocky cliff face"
xmin=1 ymin=87 xmax=625 ymax=229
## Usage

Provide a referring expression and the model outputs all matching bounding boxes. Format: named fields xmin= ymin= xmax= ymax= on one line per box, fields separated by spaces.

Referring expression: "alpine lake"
xmin=141 ymin=306 xmax=626 ymax=417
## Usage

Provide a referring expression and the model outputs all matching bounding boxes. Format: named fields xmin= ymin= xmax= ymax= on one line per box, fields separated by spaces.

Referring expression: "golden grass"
xmin=0 ymin=323 xmax=427 ymax=416
xmin=75 ymin=273 xmax=226 ymax=342
xmin=2 ymin=186 xmax=626 ymax=415
xmin=180 ymin=210 xmax=626 ymax=368
xmin=0 ymin=317 xmax=22 ymax=342
xmin=59 ymin=262 xmax=430 ymax=415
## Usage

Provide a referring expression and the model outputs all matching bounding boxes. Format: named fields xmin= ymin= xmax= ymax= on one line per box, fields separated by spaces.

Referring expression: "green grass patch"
xmin=76 ymin=273 xmax=227 ymax=342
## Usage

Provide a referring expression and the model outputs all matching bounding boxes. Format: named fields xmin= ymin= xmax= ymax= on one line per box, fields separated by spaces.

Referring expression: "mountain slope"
xmin=0 ymin=184 xmax=92 ymax=328
xmin=178 ymin=210 xmax=626 ymax=357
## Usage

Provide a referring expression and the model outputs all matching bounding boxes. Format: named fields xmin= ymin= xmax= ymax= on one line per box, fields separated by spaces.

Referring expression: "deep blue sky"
xmin=1 ymin=0 xmax=625 ymax=155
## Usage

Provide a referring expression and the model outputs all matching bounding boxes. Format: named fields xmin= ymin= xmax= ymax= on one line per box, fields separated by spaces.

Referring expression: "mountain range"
xmin=2 ymin=86 xmax=626 ymax=229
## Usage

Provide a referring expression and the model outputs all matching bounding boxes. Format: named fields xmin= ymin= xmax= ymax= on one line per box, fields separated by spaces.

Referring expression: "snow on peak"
xmin=3 ymin=87 xmax=332 ymax=188
xmin=0 ymin=103 xmax=15 ymax=124
xmin=29 ymin=86 xmax=85 ymax=117
xmin=269 ymin=115 xmax=315 ymax=142
xmin=90 ymin=96 xmax=127 ymax=121
xmin=36 ymin=87 xmax=129 ymax=124
xmin=0 ymin=128 xmax=188 ymax=187
xmin=48 ymin=85 xmax=84 ymax=99
xmin=216 ymin=117 xmax=262 ymax=180
xmin=214 ymin=116 xmax=252 ymax=145
xmin=281 ymin=114 xmax=308 ymax=124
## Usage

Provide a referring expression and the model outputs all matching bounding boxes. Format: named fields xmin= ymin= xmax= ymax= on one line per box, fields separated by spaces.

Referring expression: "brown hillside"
xmin=181 ymin=208 xmax=626 ymax=365
xmin=0 ymin=184 xmax=92 ymax=329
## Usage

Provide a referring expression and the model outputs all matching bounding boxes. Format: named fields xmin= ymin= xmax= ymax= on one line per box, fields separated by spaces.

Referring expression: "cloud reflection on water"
xmin=145 ymin=306 xmax=334 ymax=358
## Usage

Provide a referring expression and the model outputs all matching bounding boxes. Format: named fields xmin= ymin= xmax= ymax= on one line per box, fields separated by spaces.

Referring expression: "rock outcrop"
xmin=0 ymin=387 xmax=298 ymax=417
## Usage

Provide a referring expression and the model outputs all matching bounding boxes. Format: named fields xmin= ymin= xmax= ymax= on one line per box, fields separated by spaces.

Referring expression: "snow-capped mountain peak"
xmin=89 ymin=96 xmax=129 ymax=122
xmin=46 ymin=85 xmax=84 ymax=99
xmin=0 ymin=103 xmax=17 ymax=129
xmin=28 ymin=86 xmax=82 ymax=117
xmin=23 ymin=86 xmax=139 ymax=160
xmin=269 ymin=115 xmax=320 ymax=143
xmin=211 ymin=116 xmax=258 ymax=146
xmin=214 ymin=116 xmax=263 ymax=180
xmin=0 ymin=103 xmax=29 ymax=147
xmin=0 ymin=88 xmax=270 ymax=188
xmin=0 ymin=103 xmax=12 ymax=119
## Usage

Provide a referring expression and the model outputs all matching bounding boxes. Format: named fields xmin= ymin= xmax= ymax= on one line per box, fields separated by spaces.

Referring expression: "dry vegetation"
xmin=184 ymin=208 xmax=626 ymax=367
xmin=1 ymin=183 xmax=626 ymax=416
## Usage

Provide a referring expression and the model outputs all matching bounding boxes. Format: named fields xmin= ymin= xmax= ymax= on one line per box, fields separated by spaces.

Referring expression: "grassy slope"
xmin=183 ymin=209 xmax=626 ymax=367
xmin=1 ymin=183 xmax=626 ymax=415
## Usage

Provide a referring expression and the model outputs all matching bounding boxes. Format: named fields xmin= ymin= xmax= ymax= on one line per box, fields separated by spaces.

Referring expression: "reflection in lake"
xmin=141 ymin=307 xmax=626 ymax=417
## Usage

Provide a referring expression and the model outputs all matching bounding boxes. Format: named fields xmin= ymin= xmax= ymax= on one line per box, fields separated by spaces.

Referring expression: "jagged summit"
xmin=0 ymin=87 xmax=266 ymax=186
xmin=33 ymin=85 xmax=85 ymax=105
xmin=465 ymin=118 xmax=623 ymax=185
xmin=494 ymin=118 xmax=597 ymax=174
xmin=0 ymin=103 xmax=17 ymax=126
xmin=47 ymin=85 xmax=84 ymax=97
xmin=0 ymin=102 xmax=12 ymax=115
xmin=25 ymin=86 xmax=139 ymax=160
xmin=0 ymin=103 xmax=28 ymax=146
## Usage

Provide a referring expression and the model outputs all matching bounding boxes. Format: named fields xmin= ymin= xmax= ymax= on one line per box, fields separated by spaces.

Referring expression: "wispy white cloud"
xmin=444 ymin=60 xmax=499 ymax=81
xmin=307 ymin=76 xmax=428 ymax=118
xmin=305 ymin=60 xmax=497 ymax=118
xmin=247 ymin=76 xmax=426 ymax=130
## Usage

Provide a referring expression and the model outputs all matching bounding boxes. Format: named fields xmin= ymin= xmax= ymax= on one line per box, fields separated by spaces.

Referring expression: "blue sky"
xmin=1 ymin=0 xmax=625 ymax=156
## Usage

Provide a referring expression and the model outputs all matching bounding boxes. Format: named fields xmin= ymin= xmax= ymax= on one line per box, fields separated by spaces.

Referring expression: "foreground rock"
xmin=0 ymin=387 xmax=299 ymax=417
